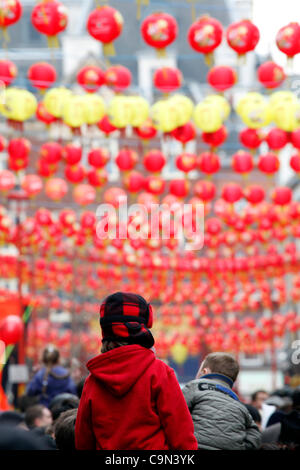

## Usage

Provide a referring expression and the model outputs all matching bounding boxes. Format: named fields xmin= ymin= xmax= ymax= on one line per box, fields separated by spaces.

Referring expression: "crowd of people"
xmin=0 ymin=292 xmax=299 ymax=451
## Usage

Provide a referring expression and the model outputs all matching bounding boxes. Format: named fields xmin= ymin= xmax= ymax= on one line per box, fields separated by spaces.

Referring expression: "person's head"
xmin=251 ymin=390 xmax=269 ymax=409
xmin=25 ymin=405 xmax=53 ymax=429
xmin=49 ymin=394 xmax=79 ymax=421
xmin=196 ymin=352 xmax=239 ymax=383
xmin=0 ymin=411 xmax=26 ymax=429
xmin=244 ymin=404 xmax=262 ymax=430
xmin=0 ymin=425 xmax=50 ymax=450
xmin=17 ymin=394 xmax=39 ymax=413
xmin=100 ymin=292 xmax=154 ymax=353
xmin=42 ymin=345 xmax=60 ymax=366
xmin=54 ymin=408 xmax=77 ymax=450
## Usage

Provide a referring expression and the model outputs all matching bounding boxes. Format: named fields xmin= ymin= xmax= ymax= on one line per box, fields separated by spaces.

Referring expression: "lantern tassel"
xmin=103 ymin=42 xmax=115 ymax=57
xmin=204 ymin=52 xmax=214 ymax=67
xmin=156 ymin=48 xmax=167 ymax=58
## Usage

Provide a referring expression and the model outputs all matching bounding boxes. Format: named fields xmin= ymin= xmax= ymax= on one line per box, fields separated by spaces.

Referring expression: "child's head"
xmin=196 ymin=352 xmax=239 ymax=383
xmin=100 ymin=292 xmax=154 ymax=352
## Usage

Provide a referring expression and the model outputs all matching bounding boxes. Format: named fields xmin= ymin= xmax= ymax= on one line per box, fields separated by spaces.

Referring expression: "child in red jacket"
xmin=75 ymin=292 xmax=198 ymax=450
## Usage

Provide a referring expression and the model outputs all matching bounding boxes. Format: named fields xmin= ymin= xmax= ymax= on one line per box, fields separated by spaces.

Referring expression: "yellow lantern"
xmin=272 ymin=100 xmax=300 ymax=131
xmin=83 ymin=94 xmax=106 ymax=125
xmin=151 ymin=99 xmax=178 ymax=132
xmin=204 ymin=94 xmax=230 ymax=120
xmin=269 ymin=91 xmax=298 ymax=108
xmin=43 ymin=87 xmax=72 ymax=118
xmin=62 ymin=95 xmax=87 ymax=128
xmin=108 ymin=95 xmax=132 ymax=128
xmin=0 ymin=88 xmax=37 ymax=122
xmin=127 ymin=96 xmax=149 ymax=127
xmin=169 ymin=94 xmax=194 ymax=126
xmin=236 ymin=92 xmax=265 ymax=116
xmin=193 ymin=101 xmax=223 ymax=132
xmin=237 ymin=92 xmax=272 ymax=129
xmin=170 ymin=343 xmax=189 ymax=366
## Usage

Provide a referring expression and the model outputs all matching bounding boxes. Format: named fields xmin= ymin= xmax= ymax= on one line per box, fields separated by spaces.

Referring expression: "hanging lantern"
xmin=105 ymin=65 xmax=131 ymax=93
xmin=291 ymin=128 xmax=300 ymax=149
xmin=88 ymin=148 xmax=110 ymax=168
xmin=141 ymin=12 xmax=178 ymax=57
xmin=143 ymin=149 xmax=166 ymax=173
xmin=97 ymin=115 xmax=117 ymax=136
xmin=169 ymin=179 xmax=190 ymax=198
xmin=266 ymin=128 xmax=289 ymax=151
xmin=0 ymin=88 xmax=37 ymax=128
xmin=258 ymin=152 xmax=280 ymax=175
xmin=103 ymin=187 xmax=127 ymax=207
xmin=194 ymin=180 xmax=216 ymax=201
xmin=83 ymin=94 xmax=106 ymax=126
xmin=39 ymin=141 xmax=62 ymax=164
xmin=290 ymin=153 xmax=300 ymax=173
xmin=226 ymin=19 xmax=260 ymax=60
xmin=153 ymin=67 xmax=182 ymax=94
xmin=77 ymin=65 xmax=105 ymax=93
xmin=171 ymin=122 xmax=196 ymax=145
xmin=176 ymin=152 xmax=197 ymax=173
xmin=0 ymin=315 xmax=23 ymax=345
xmin=0 ymin=170 xmax=15 ymax=192
xmin=116 ymin=148 xmax=138 ymax=171
xmin=21 ymin=174 xmax=43 ymax=197
xmin=187 ymin=15 xmax=223 ymax=65
xmin=0 ymin=59 xmax=17 ymax=86
xmin=45 ymin=177 xmax=68 ymax=201
xmin=124 ymin=171 xmax=145 ymax=193
xmin=107 ymin=95 xmax=132 ymax=129
xmin=73 ymin=184 xmax=96 ymax=206
xmin=62 ymin=95 xmax=87 ymax=130
xmin=36 ymin=102 xmax=57 ymax=125
xmin=207 ymin=65 xmax=237 ymax=92
xmin=271 ymin=99 xmax=300 ymax=132
xmin=236 ymin=92 xmax=271 ymax=129
xmin=0 ymin=0 xmax=22 ymax=44
xmin=239 ymin=128 xmax=263 ymax=150
xmin=27 ymin=62 xmax=56 ymax=91
xmin=202 ymin=125 xmax=227 ymax=148
xmin=87 ymin=168 xmax=108 ymax=188
xmin=65 ymin=164 xmax=85 ymax=184
xmin=244 ymin=185 xmax=265 ymax=204
xmin=272 ymin=187 xmax=292 ymax=206
xmin=37 ymin=159 xmax=57 ymax=178
xmin=134 ymin=118 xmax=157 ymax=141
xmin=231 ymin=150 xmax=253 ymax=175
xmin=197 ymin=151 xmax=220 ymax=175
xmin=169 ymin=94 xmax=194 ymax=127
xmin=194 ymin=96 xmax=230 ymax=132
xmin=43 ymin=87 xmax=72 ymax=119
xmin=276 ymin=22 xmax=300 ymax=62
xmin=222 ymin=183 xmax=243 ymax=203
xmin=31 ymin=0 xmax=68 ymax=48
xmin=62 ymin=144 xmax=82 ymax=165
xmin=0 ymin=135 xmax=6 ymax=152
xmin=8 ymin=137 xmax=31 ymax=160
xmin=87 ymin=6 xmax=123 ymax=56
xmin=257 ymin=61 xmax=286 ymax=89
xmin=127 ymin=96 xmax=150 ymax=128
xmin=144 ymin=175 xmax=165 ymax=195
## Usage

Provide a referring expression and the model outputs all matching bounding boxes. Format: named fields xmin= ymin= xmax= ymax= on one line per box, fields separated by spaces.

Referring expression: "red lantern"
xmin=27 ymin=62 xmax=56 ymax=90
xmin=0 ymin=170 xmax=15 ymax=192
xmin=176 ymin=152 xmax=197 ymax=173
xmin=0 ymin=135 xmax=7 ymax=152
xmin=65 ymin=164 xmax=85 ymax=184
xmin=0 ymin=315 xmax=23 ymax=345
xmin=244 ymin=185 xmax=265 ymax=204
xmin=272 ymin=187 xmax=292 ymax=206
xmin=257 ymin=61 xmax=286 ymax=89
xmin=239 ymin=128 xmax=263 ymax=150
xmin=222 ymin=183 xmax=243 ymax=203
xmin=197 ymin=151 xmax=220 ymax=175
xmin=116 ymin=149 xmax=138 ymax=171
xmin=194 ymin=180 xmax=216 ymax=201
xmin=97 ymin=115 xmax=117 ymax=135
xmin=124 ymin=171 xmax=145 ymax=193
xmin=169 ymin=179 xmax=189 ymax=198
xmin=105 ymin=65 xmax=131 ymax=92
xmin=276 ymin=22 xmax=300 ymax=59
xmin=36 ymin=102 xmax=57 ymax=125
xmin=9 ymin=155 xmax=28 ymax=172
xmin=104 ymin=187 xmax=127 ymax=207
xmin=87 ymin=6 xmax=123 ymax=56
xmin=141 ymin=12 xmax=178 ymax=56
xmin=39 ymin=142 xmax=62 ymax=164
xmin=77 ymin=65 xmax=105 ymax=93
xmin=258 ymin=152 xmax=280 ymax=175
xmin=144 ymin=175 xmax=165 ymax=195
xmin=231 ymin=150 xmax=253 ymax=175
xmin=73 ymin=184 xmax=96 ymax=206
xmin=88 ymin=148 xmax=110 ymax=168
xmin=31 ymin=1 xmax=68 ymax=47
xmin=22 ymin=174 xmax=43 ymax=197
xmin=202 ymin=125 xmax=227 ymax=148
xmin=62 ymin=144 xmax=82 ymax=165
xmin=0 ymin=59 xmax=17 ymax=86
xmin=291 ymin=128 xmax=300 ymax=149
xmin=290 ymin=153 xmax=300 ymax=173
xmin=266 ymin=128 xmax=289 ymax=150
xmin=37 ymin=159 xmax=57 ymax=178
xmin=226 ymin=20 xmax=260 ymax=58
xmin=87 ymin=168 xmax=108 ymax=188
xmin=8 ymin=137 xmax=31 ymax=160
xmin=153 ymin=67 xmax=182 ymax=93
xmin=45 ymin=177 xmax=68 ymax=201
xmin=134 ymin=119 xmax=157 ymax=141
xmin=144 ymin=150 xmax=166 ymax=173
xmin=207 ymin=66 xmax=237 ymax=91
xmin=187 ymin=15 xmax=223 ymax=65
xmin=171 ymin=122 xmax=196 ymax=145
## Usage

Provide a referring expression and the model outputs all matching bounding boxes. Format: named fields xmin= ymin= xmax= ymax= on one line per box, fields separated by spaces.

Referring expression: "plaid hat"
xmin=100 ymin=292 xmax=154 ymax=348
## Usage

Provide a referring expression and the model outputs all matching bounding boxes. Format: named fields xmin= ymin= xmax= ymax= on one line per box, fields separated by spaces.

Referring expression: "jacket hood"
xmin=86 ymin=345 xmax=156 ymax=397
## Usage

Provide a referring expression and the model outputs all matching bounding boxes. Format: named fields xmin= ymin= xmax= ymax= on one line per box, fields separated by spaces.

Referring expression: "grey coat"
xmin=182 ymin=376 xmax=261 ymax=450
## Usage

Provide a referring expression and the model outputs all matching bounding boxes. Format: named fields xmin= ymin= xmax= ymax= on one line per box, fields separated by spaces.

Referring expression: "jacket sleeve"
xmin=75 ymin=377 xmax=97 ymax=450
xmin=244 ymin=411 xmax=262 ymax=450
xmin=155 ymin=368 xmax=198 ymax=450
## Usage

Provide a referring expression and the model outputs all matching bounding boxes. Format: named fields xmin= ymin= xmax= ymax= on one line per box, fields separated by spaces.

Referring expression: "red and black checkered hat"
xmin=100 ymin=292 xmax=154 ymax=348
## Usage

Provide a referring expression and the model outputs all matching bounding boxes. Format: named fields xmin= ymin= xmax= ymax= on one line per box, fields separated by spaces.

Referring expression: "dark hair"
xmin=25 ymin=405 xmax=47 ymax=429
xmin=50 ymin=395 xmax=79 ymax=421
xmin=101 ymin=340 xmax=130 ymax=353
xmin=18 ymin=394 xmax=39 ymax=413
xmin=76 ymin=378 xmax=87 ymax=399
xmin=244 ymin=404 xmax=262 ymax=424
xmin=42 ymin=345 xmax=60 ymax=366
xmin=251 ymin=390 xmax=268 ymax=402
xmin=54 ymin=409 xmax=77 ymax=450
xmin=0 ymin=425 xmax=48 ymax=450
xmin=201 ymin=352 xmax=239 ymax=382
xmin=0 ymin=411 xmax=25 ymax=427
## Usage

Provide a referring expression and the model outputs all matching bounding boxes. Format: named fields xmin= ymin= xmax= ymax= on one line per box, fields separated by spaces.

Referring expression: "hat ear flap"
xmin=147 ymin=304 xmax=153 ymax=328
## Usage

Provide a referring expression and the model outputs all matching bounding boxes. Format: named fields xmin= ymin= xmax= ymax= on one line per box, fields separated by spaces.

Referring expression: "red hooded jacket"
xmin=75 ymin=345 xmax=198 ymax=450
